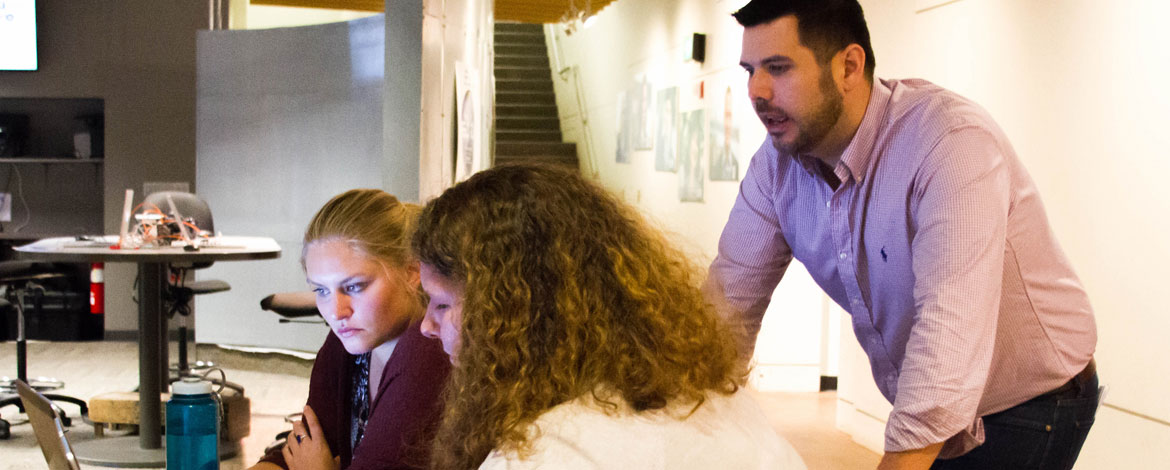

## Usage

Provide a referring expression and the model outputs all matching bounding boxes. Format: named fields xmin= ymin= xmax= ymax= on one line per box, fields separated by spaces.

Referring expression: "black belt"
xmin=1038 ymin=358 xmax=1096 ymax=399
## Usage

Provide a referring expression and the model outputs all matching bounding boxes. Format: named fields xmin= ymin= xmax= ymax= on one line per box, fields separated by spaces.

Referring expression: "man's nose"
xmin=747 ymin=70 xmax=772 ymax=103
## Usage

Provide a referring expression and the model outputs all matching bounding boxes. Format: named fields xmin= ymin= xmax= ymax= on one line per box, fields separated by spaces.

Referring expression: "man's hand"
xmin=877 ymin=442 xmax=944 ymax=470
xmin=281 ymin=405 xmax=340 ymax=470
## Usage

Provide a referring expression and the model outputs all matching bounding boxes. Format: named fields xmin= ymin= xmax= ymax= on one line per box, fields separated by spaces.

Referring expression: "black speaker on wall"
xmin=691 ymin=33 xmax=707 ymax=63
xmin=0 ymin=114 xmax=30 ymax=157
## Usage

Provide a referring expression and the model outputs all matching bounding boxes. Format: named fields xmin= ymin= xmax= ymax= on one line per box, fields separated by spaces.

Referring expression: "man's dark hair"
xmin=734 ymin=0 xmax=876 ymax=82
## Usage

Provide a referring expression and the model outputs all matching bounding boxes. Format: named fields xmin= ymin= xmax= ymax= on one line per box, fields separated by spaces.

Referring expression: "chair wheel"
xmin=0 ymin=419 xmax=10 ymax=439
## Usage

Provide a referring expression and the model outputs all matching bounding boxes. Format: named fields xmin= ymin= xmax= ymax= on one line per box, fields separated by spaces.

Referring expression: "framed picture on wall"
xmin=633 ymin=77 xmax=653 ymax=150
xmin=678 ymin=108 xmax=705 ymax=202
xmin=615 ymin=90 xmax=630 ymax=163
xmin=655 ymin=87 xmax=679 ymax=172
xmin=709 ymin=85 xmax=740 ymax=181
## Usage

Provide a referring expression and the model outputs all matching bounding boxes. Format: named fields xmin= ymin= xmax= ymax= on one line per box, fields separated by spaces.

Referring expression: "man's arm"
xmin=704 ymin=142 xmax=793 ymax=356
xmin=884 ymin=126 xmax=1011 ymax=456
xmin=878 ymin=443 xmax=944 ymax=470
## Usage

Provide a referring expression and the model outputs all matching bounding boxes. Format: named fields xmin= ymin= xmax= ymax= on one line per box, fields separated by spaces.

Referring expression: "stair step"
xmin=497 ymin=117 xmax=560 ymax=130
xmin=495 ymin=32 xmax=545 ymax=46
xmin=497 ymin=55 xmax=549 ymax=68
xmin=497 ymin=129 xmax=563 ymax=142
xmin=495 ymin=23 xmax=543 ymax=34
xmin=495 ymin=154 xmax=579 ymax=169
xmin=497 ymin=79 xmax=553 ymax=93
xmin=497 ymin=104 xmax=558 ymax=118
xmin=497 ymin=141 xmax=578 ymax=157
xmin=497 ymin=91 xmax=556 ymax=106
xmin=495 ymin=44 xmax=547 ymax=57
xmin=495 ymin=67 xmax=553 ymax=82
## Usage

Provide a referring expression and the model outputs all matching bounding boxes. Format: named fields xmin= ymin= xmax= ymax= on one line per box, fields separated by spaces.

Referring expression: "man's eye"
xmin=312 ymin=287 xmax=327 ymax=296
xmin=766 ymin=64 xmax=790 ymax=74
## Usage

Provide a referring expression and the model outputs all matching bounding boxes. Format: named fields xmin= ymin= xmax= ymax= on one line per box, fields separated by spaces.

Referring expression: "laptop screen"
xmin=15 ymin=379 xmax=82 ymax=470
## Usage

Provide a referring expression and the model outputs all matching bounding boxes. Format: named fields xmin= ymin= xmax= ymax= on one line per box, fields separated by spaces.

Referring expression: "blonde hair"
xmin=302 ymin=189 xmax=420 ymax=269
xmin=413 ymin=164 xmax=745 ymax=469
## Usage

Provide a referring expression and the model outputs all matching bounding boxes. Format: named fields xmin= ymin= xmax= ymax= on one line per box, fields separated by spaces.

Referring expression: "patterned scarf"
xmin=349 ymin=352 xmax=371 ymax=453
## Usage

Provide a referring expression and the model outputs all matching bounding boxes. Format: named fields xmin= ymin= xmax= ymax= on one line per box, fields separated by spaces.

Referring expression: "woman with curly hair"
xmin=412 ymin=164 xmax=805 ymax=469
xmin=252 ymin=189 xmax=450 ymax=470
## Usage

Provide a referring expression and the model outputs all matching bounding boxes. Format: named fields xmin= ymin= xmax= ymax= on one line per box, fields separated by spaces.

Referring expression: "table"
xmin=15 ymin=236 xmax=281 ymax=467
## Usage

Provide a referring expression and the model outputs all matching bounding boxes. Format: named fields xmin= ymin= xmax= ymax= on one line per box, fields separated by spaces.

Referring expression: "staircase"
xmin=493 ymin=22 xmax=578 ymax=169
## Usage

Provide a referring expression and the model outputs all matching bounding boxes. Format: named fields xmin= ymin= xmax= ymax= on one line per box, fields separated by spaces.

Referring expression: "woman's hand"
xmin=281 ymin=405 xmax=340 ymax=470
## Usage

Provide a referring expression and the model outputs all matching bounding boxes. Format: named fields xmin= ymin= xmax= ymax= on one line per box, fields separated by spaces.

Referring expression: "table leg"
xmin=138 ymin=262 xmax=163 ymax=450
xmin=74 ymin=262 xmax=170 ymax=467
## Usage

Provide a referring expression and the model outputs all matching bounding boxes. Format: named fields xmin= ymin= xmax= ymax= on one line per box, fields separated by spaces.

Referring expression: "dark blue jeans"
xmin=931 ymin=373 xmax=1099 ymax=470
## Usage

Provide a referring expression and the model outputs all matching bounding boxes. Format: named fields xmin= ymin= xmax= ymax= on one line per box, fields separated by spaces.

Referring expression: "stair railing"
xmin=545 ymin=24 xmax=599 ymax=178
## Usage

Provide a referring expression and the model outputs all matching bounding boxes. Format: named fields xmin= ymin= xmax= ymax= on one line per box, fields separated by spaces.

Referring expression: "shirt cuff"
xmin=884 ymin=407 xmax=984 ymax=458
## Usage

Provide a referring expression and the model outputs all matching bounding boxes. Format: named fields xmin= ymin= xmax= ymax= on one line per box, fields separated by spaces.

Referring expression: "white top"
xmin=478 ymin=390 xmax=806 ymax=470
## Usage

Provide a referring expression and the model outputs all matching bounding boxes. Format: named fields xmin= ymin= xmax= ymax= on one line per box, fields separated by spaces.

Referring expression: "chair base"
xmin=0 ymin=389 xmax=88 ymax=439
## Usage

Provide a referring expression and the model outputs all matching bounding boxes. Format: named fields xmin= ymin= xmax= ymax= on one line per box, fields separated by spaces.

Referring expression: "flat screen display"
xmin=0 ymin=1 xmax=37 ymax=71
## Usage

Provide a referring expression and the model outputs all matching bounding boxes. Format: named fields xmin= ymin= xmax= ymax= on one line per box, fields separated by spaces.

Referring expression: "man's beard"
xmin=761 ymin=67 xmax=845 ymax=156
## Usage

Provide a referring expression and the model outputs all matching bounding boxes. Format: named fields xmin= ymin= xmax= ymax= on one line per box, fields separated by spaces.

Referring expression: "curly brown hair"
xmin=412 ymin=164 xmax=745 ymax=470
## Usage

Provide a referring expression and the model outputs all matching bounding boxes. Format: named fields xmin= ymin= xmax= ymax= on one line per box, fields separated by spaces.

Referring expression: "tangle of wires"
xmin=128 ymin=201 xmax=208 ymax=248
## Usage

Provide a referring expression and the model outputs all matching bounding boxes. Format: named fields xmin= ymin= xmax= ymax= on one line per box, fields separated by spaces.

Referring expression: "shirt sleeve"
xmin=884 ymin=126 xmax=1011 ymax=455
xmin=704 ymin=141 xmax=794 ymax=356
xmin=258 ymin=332 xmax=344 ymax=469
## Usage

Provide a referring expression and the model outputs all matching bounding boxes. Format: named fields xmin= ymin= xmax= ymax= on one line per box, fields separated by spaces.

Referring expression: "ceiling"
xmin=251 ymin=0 xmax=617 ymax=24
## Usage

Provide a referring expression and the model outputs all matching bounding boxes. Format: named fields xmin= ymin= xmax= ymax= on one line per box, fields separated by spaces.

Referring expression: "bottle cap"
xmin=171 ymin=377 xmax=213 ymax=395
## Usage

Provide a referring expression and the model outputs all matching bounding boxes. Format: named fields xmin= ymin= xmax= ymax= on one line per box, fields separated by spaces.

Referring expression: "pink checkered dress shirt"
xmin=706 ymin=78 xmax=1096 ymax=458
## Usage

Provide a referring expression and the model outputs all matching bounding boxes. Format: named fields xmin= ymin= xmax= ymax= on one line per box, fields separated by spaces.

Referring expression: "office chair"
xmin=0 ymin=261 xmax=89 ymax=440
xmin=258 ymin=291 xmax=321 ymax=453
xmin=140 ymin=191 xmax=232 ymax=383
xmin=259 ymin=291 xmax=321 ymax=324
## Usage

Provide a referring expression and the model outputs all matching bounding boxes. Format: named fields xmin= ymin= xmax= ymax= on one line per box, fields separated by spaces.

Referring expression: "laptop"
xmin=15 ymin=379 xmax=83 ymax=470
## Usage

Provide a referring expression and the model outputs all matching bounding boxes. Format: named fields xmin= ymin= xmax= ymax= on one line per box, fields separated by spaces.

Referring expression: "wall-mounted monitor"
xmin=0 ymin=0 xmax=38 ymax=71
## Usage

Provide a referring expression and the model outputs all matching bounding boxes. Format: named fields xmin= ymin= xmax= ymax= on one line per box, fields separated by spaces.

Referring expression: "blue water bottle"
xmin=166 ymin=378 xmax=220 ymax=470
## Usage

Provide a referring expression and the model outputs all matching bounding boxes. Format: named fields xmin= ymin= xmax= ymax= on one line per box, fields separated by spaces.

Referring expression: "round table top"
xmin=14 ymin=235 xmax=282 ymax=264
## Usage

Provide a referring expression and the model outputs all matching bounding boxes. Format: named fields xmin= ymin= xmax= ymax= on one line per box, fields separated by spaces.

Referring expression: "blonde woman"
xmin=412 ymin=165 xmax=806 ymax=470
xmin=252 ymin=189 xmax=450 ymax=470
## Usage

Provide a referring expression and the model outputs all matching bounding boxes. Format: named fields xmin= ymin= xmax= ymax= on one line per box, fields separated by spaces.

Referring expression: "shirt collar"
xmin=779 ymin=79 xmax=893 ymax=184
xmin=835 ymin=79 xmax=893 ymax=184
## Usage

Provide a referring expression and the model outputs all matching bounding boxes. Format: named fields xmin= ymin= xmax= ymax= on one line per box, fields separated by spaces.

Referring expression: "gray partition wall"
xmin=194 ymin=15 xmax=390 ymax=351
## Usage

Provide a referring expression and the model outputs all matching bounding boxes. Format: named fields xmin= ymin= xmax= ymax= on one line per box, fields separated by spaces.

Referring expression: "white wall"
xmin=547 ymin=0 xmax=826 ymax=392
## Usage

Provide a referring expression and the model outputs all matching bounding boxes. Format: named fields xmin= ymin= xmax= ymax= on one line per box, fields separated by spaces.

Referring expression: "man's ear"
xmin=840 ymin=43 xmax=868 ymax=91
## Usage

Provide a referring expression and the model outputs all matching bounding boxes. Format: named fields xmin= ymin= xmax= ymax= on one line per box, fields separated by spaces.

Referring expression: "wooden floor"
xmin=0 ymin=340 xmax=879 ymax=469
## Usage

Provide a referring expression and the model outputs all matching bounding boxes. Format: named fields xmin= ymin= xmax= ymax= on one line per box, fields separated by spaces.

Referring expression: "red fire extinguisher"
xmin=90 ymin=262 xmax=104 ymax=315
